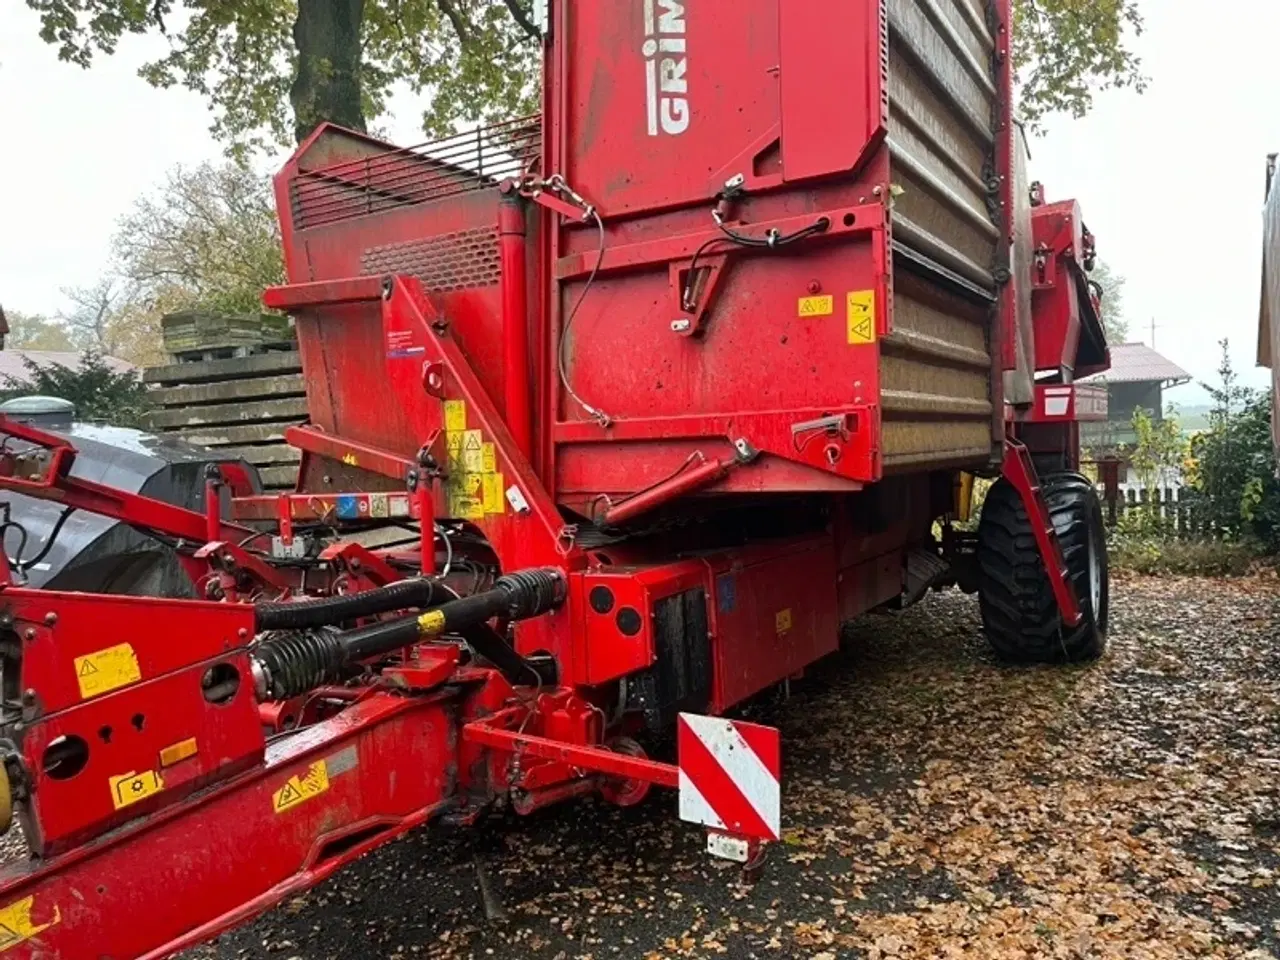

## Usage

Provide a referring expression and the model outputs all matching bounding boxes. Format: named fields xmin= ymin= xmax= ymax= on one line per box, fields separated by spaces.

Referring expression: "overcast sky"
xmin=0 ymin=0 xmax=1274 ymax=402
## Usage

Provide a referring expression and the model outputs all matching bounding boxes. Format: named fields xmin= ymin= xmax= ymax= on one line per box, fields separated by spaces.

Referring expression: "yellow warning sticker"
xmin=482 ymin=472 xmax=505 ymax=514
xmin=847 ymin=290 xmax=877 ymax=345
xmin=272 ymin=760 xmax=329 ymax=815
xmin=0 ymin=896 xmax=59 ymax=953
xmin=798 ymin=294 xmax=834 ymax=317
xmin=481 ymin=442 xmax=497 ymax=473
xmin=417 ymin=609 xmax=447 ymax=636
xmin=159 ymin=737 xmax=198 ymax=768
xmin=341 ymin=452 xmax=359 ymax=467
xmin=443 ymin=399 xmax=468 ymax=433
xmin=775 ymin=608 xmax=793 ymax=634
xmin=74 ymin=643 xmax=142 ymax=700
xmin=447 ymin=473 xmax=484 ymax=521
xmin=461 ymin=430 xmax=484 ymax=473
xmin=108 ymin=769 xmax=164 ymax=810
xmin=445 ymin=431 xmax=464 ymax=471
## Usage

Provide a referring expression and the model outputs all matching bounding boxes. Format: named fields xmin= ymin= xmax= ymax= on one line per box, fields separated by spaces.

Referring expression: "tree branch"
xmin=500 ymin=0 xmax=541 ymax=40
xmin=436 ymin=0 xmax=471 ymax=45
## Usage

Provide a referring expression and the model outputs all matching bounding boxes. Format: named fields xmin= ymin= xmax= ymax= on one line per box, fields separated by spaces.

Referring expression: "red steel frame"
xmin=0 ymin=1 xmax=1113 ymax=957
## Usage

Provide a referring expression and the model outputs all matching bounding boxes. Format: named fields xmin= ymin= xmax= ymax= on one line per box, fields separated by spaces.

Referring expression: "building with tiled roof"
xmin=1082 ymin=342 xmax=1191 ymax=449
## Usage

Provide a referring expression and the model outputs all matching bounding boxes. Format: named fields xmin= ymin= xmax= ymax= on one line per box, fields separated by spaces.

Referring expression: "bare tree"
xmin=59 ymin=279 xmax=122 ymax=354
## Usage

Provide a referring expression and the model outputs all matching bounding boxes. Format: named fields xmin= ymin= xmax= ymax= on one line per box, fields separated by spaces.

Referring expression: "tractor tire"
xmin=977 ymin=472 xmax=1109 ymax=664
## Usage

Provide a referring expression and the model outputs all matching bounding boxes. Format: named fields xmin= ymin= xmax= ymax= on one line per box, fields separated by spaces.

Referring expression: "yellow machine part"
xmin=955 ymin=472 xmax=975 ymax=524
xmin=0 ymin=761 xmax=12 ymax=835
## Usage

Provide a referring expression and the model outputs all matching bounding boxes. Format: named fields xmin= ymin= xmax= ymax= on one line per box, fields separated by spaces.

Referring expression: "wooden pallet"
xmin=161 ymin=310 xmax=294 ymax=363
xmin=144 ymin=352 xmax=306 ymax=491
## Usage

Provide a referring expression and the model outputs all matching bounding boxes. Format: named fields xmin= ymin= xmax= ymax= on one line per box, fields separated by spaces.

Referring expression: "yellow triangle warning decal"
xmin=272 ymin=759 xmax=330 ymax=814
xmin=273 ymin=781 xmax=303 ymax=811
xmin=77 ymin=660 xmax=99 ymax=676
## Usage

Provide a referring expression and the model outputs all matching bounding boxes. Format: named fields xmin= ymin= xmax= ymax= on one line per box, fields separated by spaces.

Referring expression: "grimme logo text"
xmin=643 ymin=0 xmax=689 ymax=136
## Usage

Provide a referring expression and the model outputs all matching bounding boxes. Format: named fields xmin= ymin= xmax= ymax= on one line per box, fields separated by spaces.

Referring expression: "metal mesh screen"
xmin=290 ymin=116 xmax=542 ymax=230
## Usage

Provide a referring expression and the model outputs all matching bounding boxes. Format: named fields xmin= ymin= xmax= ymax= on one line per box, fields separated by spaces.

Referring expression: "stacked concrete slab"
xmin=143 ymin=312 xmax=304 ymax=491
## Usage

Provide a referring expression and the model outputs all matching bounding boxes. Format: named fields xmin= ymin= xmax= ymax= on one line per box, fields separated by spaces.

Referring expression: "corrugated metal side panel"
xmin=1261 ymin=157 xmax=1280 ymax=464
xmin=881 ymin=269 xmax=993 ymax=470
xmin=882 ymin=0 xmax=1000 ymax=471
xmin=886 ymin=0 xmax=999 ymax=287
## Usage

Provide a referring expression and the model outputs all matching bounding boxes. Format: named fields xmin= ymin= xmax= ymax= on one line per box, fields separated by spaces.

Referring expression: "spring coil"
xmin=493 ymin=568 xmax=567 ymax=619
xmin=252 ymin=628 xmax=345 ymax=700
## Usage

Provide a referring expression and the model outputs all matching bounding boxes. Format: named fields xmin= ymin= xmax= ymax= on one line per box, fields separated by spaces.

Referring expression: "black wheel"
xmin=977 ymin=472 xmax=1109 ymax=663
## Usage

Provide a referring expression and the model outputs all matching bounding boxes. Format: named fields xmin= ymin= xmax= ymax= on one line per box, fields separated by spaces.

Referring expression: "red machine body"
xmin=0 ymin=2 xmax=1112 ymax=957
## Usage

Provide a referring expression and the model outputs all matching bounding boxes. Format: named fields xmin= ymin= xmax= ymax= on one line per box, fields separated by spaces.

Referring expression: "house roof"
xmin=0 ymin=350 xmax=136 ymax=384
xmin=1082 ymin=342 xmax=1191 ymax=385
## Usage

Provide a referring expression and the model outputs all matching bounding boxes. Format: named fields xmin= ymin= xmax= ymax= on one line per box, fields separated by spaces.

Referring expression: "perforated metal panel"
xmin=361 ymin=227 xmax=501 ymax=292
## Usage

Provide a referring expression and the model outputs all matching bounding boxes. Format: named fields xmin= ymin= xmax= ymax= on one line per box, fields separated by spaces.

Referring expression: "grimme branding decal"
xmin=643 ymin=0 xmax=689 ymax=136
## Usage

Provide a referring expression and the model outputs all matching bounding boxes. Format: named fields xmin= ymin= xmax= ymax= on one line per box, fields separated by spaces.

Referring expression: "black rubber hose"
xmin=254 ymin=578 xmax=446 ymax=632
xmin=250 ymin=568 xmax=566 ymax=697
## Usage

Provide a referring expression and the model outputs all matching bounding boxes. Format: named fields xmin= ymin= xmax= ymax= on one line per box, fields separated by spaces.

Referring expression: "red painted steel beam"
xmin=499 ymin=194 xmax=533 ymax=459
xmin=284 ymin=425 xmax=415 ymax=481
xmin=463 ymin=720 xmax=680 ymax=790
xmin=0 ymin=692 xmax=456 ymax=960
xmin=231 ymin=492 xmax=419 ymax=523
xmin=553 ymin=203 xmax=878 ymax=280
xmin=0 ymin=416 xmax=254 ymax=547
xmin=262 ymin=276 xmax=385 ymax=311
xmin=1001 ymin=437 xmax=1082 ymax=626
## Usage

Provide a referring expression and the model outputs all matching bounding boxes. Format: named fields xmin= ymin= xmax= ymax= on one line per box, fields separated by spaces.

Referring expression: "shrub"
xmin=1183 ymin=342 xmax=1279 ymax=552
xmin=1109 ymin=535 xmax=1262 ymax=577
xmin=0 ymin=351 xmax=149 ymax=428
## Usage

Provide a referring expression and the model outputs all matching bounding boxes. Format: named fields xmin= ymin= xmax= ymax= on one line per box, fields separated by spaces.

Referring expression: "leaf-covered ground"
xmin=194 ymin=576 xmax=1280 ymax=959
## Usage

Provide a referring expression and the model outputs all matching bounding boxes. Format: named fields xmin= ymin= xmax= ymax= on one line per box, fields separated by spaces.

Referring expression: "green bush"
xmin=1108 ymin=535 xmax=1262 ymax=577
xmin=1182 ymin=343 xmax=1279 ymax=553
xmin=0 ymin=351 xmax=149 ymax=428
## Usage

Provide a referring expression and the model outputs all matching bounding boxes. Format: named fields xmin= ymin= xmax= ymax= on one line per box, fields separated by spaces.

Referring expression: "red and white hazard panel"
xmin=677 ymin=713 xmax=781 ymax=857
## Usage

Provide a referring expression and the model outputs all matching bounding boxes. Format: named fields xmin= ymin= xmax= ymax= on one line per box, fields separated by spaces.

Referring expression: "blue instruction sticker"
xmin=716 ymin=574 xmax=737 ymax=614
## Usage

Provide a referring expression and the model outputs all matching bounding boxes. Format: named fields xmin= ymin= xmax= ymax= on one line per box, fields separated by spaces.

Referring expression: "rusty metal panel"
xmin=1005 ymin=123 xmax=1035 ymax=405
xmin=879 ymin=0 xmax=1001 ymax=470
xmin=881 ymin=269 xmax=993 ymax=469
xmin=886 ymin=0 xmax=999 ymax=287
xmin=1261 ymin=155 xmax=1280 ymax=463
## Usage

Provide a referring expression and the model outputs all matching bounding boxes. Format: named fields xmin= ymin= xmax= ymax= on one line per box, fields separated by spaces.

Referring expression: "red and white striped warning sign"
xmin=677 ymin=713 xmax=781 ymax=841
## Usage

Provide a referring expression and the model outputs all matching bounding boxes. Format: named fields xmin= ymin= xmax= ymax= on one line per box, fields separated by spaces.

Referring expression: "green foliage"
xmin=113 ymin=162 xmax=285 ymax=316
xmin=26 ymin=0 xmax=541 ymax=157
xmin=1012 ymin=0 xmax=1147 ymax=129
xmin=1108 ymin=535 xmax=1261 ymax=577
xmin=1089 ymin=260 xmax=1128 ymax=345
xmin=0 ymin=352 xmax=149 ymax=428
xmin=1128 ymin=405 xmax=1184 ymax=509
xmin=1102 ymin=342 xmax=1277 ymax=575
xmin=28 ymin=0 xmax=1139 ymax=156
xmin=3 ymin=311 xmax=76 ymax=352
xmin=1183 ymin=341 xmax=1280 ymax=551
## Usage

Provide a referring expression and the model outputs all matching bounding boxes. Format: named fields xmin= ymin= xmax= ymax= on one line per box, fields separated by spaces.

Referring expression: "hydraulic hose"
xmin=253 ymin=578 xmax=447 ymax=632
xmin=251 ymin=568 xmax=567 ymax=699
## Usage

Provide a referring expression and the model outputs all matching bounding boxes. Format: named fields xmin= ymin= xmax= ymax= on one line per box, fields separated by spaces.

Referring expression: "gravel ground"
xmin=167 ymin=574 xmax=1278 ymax=958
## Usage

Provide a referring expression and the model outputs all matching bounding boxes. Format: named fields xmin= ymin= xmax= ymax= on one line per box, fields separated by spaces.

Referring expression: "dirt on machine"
xmin=0 ymin=1 xmax=1111 ymax=956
